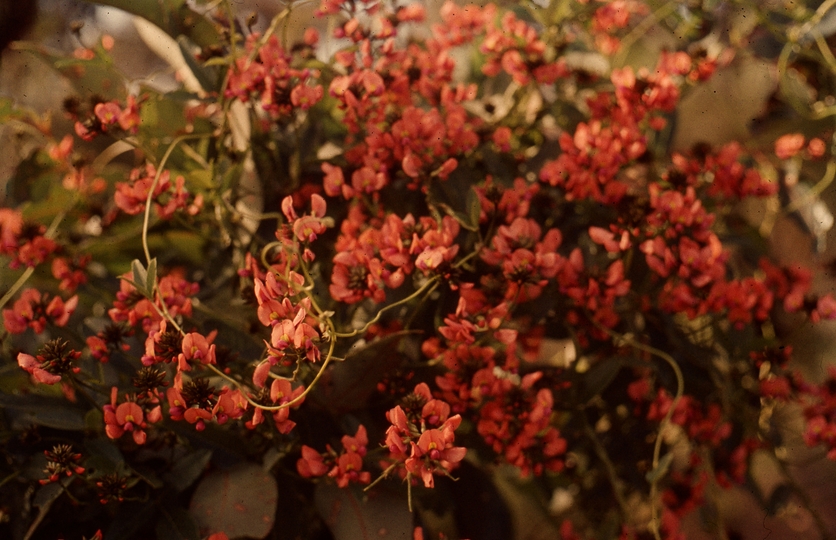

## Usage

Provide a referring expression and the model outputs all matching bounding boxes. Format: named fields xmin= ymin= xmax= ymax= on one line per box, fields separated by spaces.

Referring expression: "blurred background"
xmin=3 ymin=1 xmax=836 ymax=538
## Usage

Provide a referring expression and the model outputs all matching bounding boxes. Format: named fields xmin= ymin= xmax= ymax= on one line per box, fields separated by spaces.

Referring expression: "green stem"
xmin=589 ymin=319 xmax=683 ymax=540
xmin=0 ymin=471 xmax=19 ymax=490
xmin=364 ymin=461 xmax=399 ymax=492
xmin=332 ymin=278 xmax=439 ymax=338
xmin=582 ymin=418 xmax=630 ymax=520
xmin=205 ymin=331 xmax=336 ymax=412
xmin=783 ymin=161 xmax=836 ymax=215
xmin=613 ymin=0 xmax=678 ymax=68
xmin=0 ymin=211 xmax=66 ymax=312
xmin=141 ymin=134 xmax=206 ymax=265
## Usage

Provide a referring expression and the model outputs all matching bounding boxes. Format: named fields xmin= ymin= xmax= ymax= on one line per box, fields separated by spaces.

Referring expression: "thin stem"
xmin=153 ymin=289 xmax=184 ymax=335
xmin=813 ymin=31 xmax=836 ymax=74
xmin=803 ymin=0 xmax=836 ymax=37
xmin=0 ymin=211 xmax=66 ymax=312
xmin=783 ymin=161 xmax=836 ymax=215
xmin=221 ymin=194 xmax=283 ymax=222
xmin=364 ymin=462 xmax=398 ymax=492
xmin=582 ymin=418 xmax=630 ymax=520
xmin=297 ymin=257 xmax=327 ymax=317
xmin=0 ymin=267 xmax=35 ymax=313
xmin=141 ymin=134 xmax=206 ymax=264
xmin=0 ymin=471 xmax=19 ymax=490
xmin=407 ymin=472 xmax=413 ymax=512
xmin=204 ymin=332 xmax=336 ymax=411
xmin=589 ymin=319 xmax=683 ymax=540
xmin=452 ymin=249 xmax=480 ymax=269
xmin=260 ymin=241 xmax=285 ymax=270
xmin=332 ymin=278 xmax=439 ymax=338
xmin=613 ymin=0 xmax=678 ymax=68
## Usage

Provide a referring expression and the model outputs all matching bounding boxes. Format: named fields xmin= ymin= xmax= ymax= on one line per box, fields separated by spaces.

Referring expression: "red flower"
xmin=291 ymin=84 xmax=324 ymax=110
xmin=297 ymin=445 xmax=329 ymax=478
xmin=0 ymin=207 xmax=23 ymax=254
xmin=341 ymin=425 xmax=369 ymax=456
xmin=248 ymin=379 xmax=306 ymax=433
xmin=775 ymin=133 xmax=805 ymax=160
xmin=19 ymin=340 xmax=82 ymax=386
xmin=18 ymin=353 xmax=62 ymax=385
xmin=51 ymin=255 xmax=90 ymax=292
xmin=404 ymin=420 xmax=467 ymax=488
xmin=3 ymin=289 xmax=78 ymax=334
xmin=329 ymin=451 xmax=371 ymax=487
xmin=212 ymin=388 xmax=248 ymax=425
xmin=178 ymin=331 xmax=217 ymax=372
xmin=104 ymin=387 xmax=150 ymax=445
xmin=288 ymin=194 xmax=329 ymax=244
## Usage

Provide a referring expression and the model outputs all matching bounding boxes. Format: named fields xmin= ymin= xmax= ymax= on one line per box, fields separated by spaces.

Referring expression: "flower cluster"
xmin=17 ymin=339 xmax=81 ymax=385
xmin=114 ymin=163 xmax=203 ymax=219
xmin=3 ymin=289 xmax=78 ymax=334
xmin=329 ymin=209 xmax=460 ymax=304
xmin=71 ymin=95 xmax=141 ymax=141
xmin=40 ymin=444 xmax=85 ymax=485
xmin=297 ymin=425 xmax=372 ymax=487
xmin=104 ymin=387 xmax=161 ymax=445
xmin=108 ymin=271 xmax=198 ymax=333
xmin=167 ymin=377 xmax=248 ymax=432
xmin=383 ymin=383 xmax=466 ymax=488
xmin=246 ymin=378 xmax=302 ymax=433
xmin=4 ymin=0 xmax=836 ymax=537
xmin=0 ymin=208 xmax=58 ymax=269
xmin=225 ymin=34 xmax=323 ymax=117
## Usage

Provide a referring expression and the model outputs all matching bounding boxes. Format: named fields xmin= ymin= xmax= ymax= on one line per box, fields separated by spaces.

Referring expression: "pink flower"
xmin=104 ymin=388 xmax=149 ymax=445
xmin=329 ymin=452 xmax=370 ymax=487
xmin=405 ymin=425 xmax=467 ymax=488
xmin=291 ymin=84 xmax=324 ymax=109
xmin=775 ymin=133 xmax=805 ymax=160
xmin=17 ymin=339 xmax=81 ymax=385
xmin=341 ymin=425 xmax=369 ymax=456
xmin=178 ymin=331 xmax=217 ymax=372
xmin=18 ymin=353 xmax=63 ymax=385
xmin=297 ymin=445 xmax=329 ymax=477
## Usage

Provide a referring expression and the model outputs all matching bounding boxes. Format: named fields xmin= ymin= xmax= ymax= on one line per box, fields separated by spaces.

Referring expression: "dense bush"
xmin=2 ymin=0 xmax=836 ymax=539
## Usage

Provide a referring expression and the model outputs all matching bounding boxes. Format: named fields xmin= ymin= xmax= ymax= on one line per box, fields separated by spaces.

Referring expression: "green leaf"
xmin=132 ymin=464 xmax=165 ymax=489
xmin=203 ymin=56 xmax=232 ymax=68
xmin=32 ymin=482 xmax=63 ymax=508
xmin=427 ymin=176 xmax=479 ymax=231
xmin=106 ymin=502 xmax=159 ymax=540
xmin=131 ymin=258 xmax=150 ymax=297
xmin=0 ymin=368 xmax=28 ymax=394
xmin=188 ymin=169 xmax=215 ymax=190
xmin=156 ymin=506 xmax=200 ymax=540
xmin=146 ymin=258 xmax=158 ymax=296
xmin=578 ymin=357 xmax=625 ymax=402
xmin=468 ymin=187 xmax=481 ymax=231
xmin=312 ymin=331 xmax=419 ymax=413
xmin=177 ymin=36 xmax=220 ymax=92
xmin=164 ymin=449 xmax=212 ymax=492
xmin=27 ymin=46 xmax=123 ymax=98
xmin=85 ymin=409 xmax=105 ymax=432
xmin=84 ymin=438 xmax=125 ymax=470
xmin=163 ymin=231 xmax=206 ymax=265
xmin=1 ymin=398 xmax=87 ymax=431
xmin=645 ymin=452 xmax=674 ymax=484
xmin=315 ymin=483 xmax=412 ymax=540
xmin=189 ymin=464 xmax=278 ymax=539
xmin=139 ymin=94 xmax=189 ymax=140
xmin=89 ymin=0 xmax=220 ymax=48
